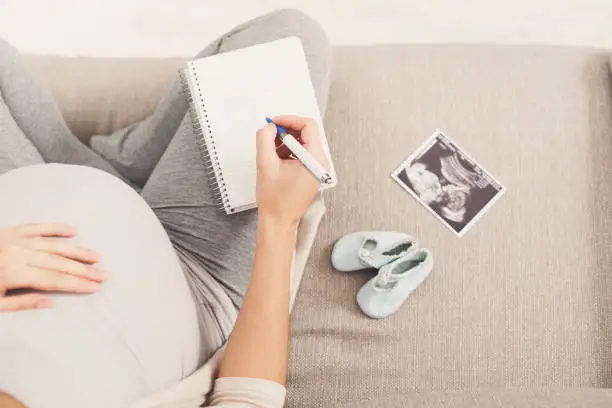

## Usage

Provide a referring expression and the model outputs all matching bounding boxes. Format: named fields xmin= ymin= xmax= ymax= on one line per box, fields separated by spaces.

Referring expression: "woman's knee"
xmin=263 ymin=9 xmax=330 ymax=47
xmin=219 ymin=9 xmax=332 ymax=109
xmin=262 ymin=9 xmax=332 ymax=109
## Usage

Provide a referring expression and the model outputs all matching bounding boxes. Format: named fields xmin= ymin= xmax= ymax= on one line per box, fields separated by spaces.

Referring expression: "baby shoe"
xmin=356 ymin=248 xmax=433 ymax=319
xmin=331 ymin=231 xmax=418 ymax=272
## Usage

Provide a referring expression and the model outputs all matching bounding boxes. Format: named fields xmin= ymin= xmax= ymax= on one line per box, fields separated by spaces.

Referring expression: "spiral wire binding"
xmin=179 ymin=64 xmax=234 ymax=214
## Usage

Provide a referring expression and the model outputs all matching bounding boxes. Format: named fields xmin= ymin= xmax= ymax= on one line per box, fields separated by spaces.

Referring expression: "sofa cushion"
xmin=287 ymin=45 xmax=612 ymax=407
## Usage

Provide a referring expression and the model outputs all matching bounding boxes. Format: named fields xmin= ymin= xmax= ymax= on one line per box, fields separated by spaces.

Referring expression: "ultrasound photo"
xmin=392 ymin=130 xmax=505 ymax=236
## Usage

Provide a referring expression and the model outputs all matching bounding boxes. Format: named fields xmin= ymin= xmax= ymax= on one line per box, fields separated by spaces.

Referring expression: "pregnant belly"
xmin=0 ymin=164 xmax=200 ymax=408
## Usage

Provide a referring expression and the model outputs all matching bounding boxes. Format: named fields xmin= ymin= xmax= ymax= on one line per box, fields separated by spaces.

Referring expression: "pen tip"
xmin=265 ymin=117 xmax=273 ymax=124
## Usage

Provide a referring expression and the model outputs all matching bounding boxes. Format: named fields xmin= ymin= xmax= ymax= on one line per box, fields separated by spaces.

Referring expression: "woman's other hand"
xmin=255 ymin=116 xmax=328 ymax=227
xmin=0 ymin=223 xmax=105 ymax=312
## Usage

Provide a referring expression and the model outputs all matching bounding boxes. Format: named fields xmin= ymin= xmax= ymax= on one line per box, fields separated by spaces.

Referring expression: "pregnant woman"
xmin=0 ymin=9 xmax=330 ymax=408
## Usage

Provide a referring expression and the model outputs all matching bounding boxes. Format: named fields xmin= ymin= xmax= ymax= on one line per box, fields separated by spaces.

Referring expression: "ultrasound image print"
xmin=392 ymin=130 xmax=505 ymax=236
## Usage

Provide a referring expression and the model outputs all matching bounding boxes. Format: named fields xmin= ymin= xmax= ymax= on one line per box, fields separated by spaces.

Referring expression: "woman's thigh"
xmin=141 ymin=116 xmax=259 ymax=310
xmin=0 ymin=164 xmax=201 ymax=408
xmin=0 ymin=88 xmax=44 ymax=174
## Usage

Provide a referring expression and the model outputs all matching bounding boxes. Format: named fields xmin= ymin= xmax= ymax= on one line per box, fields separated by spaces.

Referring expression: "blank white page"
xmin=185 ymin=37 xmax=335 ymax=213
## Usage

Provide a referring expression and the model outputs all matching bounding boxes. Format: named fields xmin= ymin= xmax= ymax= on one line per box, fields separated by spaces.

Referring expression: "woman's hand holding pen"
xmin=255 ymin=116 xmax=329 ymax=228
xmin=222 ymin=116 xmax=327 ymax=382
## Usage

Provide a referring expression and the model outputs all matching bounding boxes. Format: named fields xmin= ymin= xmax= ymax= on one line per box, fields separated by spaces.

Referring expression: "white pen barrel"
xmin=282 ymin=134 xmax=330 ymax=184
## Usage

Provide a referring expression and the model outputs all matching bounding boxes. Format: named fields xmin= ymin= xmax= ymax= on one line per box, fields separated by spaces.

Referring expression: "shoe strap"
xmin=358 ymin=236 xmax=417 ymax=268
xmin=373 ymin=251 xmax=428 ymax=290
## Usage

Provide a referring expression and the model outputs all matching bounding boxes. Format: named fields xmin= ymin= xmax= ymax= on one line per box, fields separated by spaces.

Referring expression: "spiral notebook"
xmin=179 ymin=37 xmax=336 ymax=214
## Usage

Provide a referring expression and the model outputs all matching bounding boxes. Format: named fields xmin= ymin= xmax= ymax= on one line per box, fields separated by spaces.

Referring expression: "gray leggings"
xmin=0 ymin=9 xmax=330 ymax=407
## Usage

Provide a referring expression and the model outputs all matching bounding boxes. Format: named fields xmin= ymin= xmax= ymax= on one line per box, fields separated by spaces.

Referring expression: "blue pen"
xmin=265 ymin=117 xmax=333 ymax=185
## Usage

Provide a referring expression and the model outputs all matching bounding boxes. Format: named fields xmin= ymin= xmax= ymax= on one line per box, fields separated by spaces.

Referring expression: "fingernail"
xmin=64 ymin=227 xmax=78 ymax=236
xmin=88 ymin=282 xmax=101 ymax=292
xmin=36 ymin=298 xmax=53 ymax=309
xmin=84 ymin=270 xmax=106 ymax=283
xmin=87 ymin=266 xmax=104 ymax=276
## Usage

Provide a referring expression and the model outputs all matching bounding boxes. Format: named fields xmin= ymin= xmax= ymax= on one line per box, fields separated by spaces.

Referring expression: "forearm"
xmin=218 ymin=214 xmax=296 ymax=384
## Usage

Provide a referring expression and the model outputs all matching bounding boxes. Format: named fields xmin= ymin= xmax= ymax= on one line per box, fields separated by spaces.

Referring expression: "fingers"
xmin=28 ymin=238 xmax=100 ymax=264
xmin=256 ymin=123 xmax=280 ymax=168
xmin=272 ymin=116 xmax=329 ymax=170
xmin=271 ymin=116 xmax=316 ymax=132
xmin=28 ymin=251 xmax=107 ymax=282
xmin=23 ymin=267 xmax=101 ymax=293
xmin=272 ymin=115 xmax=325 ymax=163
xmin=0 ymin=293 xmax=53 ymax=313
xmin=16 ymin=223 xmax=77 ymax=238
xmin=272 ymin=115 xmax=321 ymax=144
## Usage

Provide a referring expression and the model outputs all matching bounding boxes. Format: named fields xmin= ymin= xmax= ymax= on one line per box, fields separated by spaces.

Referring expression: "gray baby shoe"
xmin=356 ymin=248 xmax=433 ymax=319
xmin=331 ymin=231 xmax=418 ymax=271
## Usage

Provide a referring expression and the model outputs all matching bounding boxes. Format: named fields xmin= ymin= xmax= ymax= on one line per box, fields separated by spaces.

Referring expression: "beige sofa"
xmin=28 ymin=44 xmax=612 ymax=407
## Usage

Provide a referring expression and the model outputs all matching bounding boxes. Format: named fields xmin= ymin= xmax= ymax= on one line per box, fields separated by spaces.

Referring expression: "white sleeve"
xmin=207 ymin=377 xmax=287 ymax=408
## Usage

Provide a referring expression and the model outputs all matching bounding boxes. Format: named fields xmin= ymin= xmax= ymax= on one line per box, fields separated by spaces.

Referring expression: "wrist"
xmin=256 ymin=212 xmax=298 ymax=253
xmin=257 ymin=211 xmax=299 ymax=235
xmin=253 ymin=213 xmax=297 ymax=281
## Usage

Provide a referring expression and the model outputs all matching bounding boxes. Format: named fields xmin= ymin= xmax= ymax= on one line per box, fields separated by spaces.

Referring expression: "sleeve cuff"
xmin=209 ymin=377 xmax=287 ymax=408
